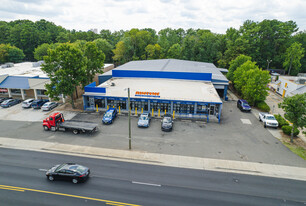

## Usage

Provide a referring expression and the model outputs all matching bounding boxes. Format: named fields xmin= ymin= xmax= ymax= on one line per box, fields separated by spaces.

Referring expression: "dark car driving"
xmin=161 ymin=114 xmax=173 ymax=131
xmin=46 ymin=163 xmax=90 ymax=184
xmin=237 ymin=99 xmax=251 ymax=112
xmin=31 ymin=99 xmax=49 ymax=109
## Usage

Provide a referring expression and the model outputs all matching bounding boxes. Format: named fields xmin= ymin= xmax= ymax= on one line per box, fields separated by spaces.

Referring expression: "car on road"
xmin=22 ymin=98 xmax=35 ymax=108
xmin=237 ymin=99 xmax=251 ymax=112
xmin=31 ymin=99 xmax=49 ymax=109
xmin=102 ymin=108 xmax=117 ymax=124
xmin=46 ymin=163 xmax=90 ymax=184
xmin=1 ymin=99 xmax=21 ymax=108
xmin=138 ymin=113 xmax=151 ymax=128
xmin=0 ymin=97 xmax=12 ymax=103
xmin=41 ymin=102 xmax=58 ymax=111
xmin=161 ymin=114 xmax=173 ymax=132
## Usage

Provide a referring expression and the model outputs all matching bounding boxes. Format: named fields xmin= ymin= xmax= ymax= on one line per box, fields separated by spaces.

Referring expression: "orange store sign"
xmin=135 ymin=91 xmax=160 ymax=97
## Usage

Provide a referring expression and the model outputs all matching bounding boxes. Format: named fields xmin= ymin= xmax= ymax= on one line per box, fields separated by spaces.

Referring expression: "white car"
xmin=41 ymin=102 xmax=58 ymax=111
xmin=22 ymin=99 xmax=34 ymax=108
xmin=259 ymin=112 xmax=279 ymax=128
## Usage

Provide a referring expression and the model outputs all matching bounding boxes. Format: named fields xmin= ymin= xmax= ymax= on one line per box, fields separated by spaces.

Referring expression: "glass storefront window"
xmin=95 ymin=98 xmax=105 ymax=108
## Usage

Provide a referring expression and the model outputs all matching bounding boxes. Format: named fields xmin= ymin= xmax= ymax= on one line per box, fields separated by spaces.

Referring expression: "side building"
xmin=83 ymin=59 xmax=229 ymax=122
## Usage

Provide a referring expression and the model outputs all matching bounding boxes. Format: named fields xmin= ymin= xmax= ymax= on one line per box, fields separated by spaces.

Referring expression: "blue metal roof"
xmin=0 ymin=76 xmax=30 ymax=89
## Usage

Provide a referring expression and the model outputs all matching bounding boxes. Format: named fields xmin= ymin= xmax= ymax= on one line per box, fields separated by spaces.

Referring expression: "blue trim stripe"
xmin=84 ymin=82 xmax=106 ymax=93
xmin=112 ymin=70 xmax=212 ymax=81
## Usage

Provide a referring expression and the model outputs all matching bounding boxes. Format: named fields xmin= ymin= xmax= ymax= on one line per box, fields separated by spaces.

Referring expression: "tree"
xmin=279 ymin=94 xmax=306 ymax=142
xmin=233 ymin=60 xmax=258 ymax=94
xmin=292 ymin=31 xmax=306 ymax=73
xmin=34 ymin=43 xmax=60 ymax=60
xmin=167 ymin=43 xmax=181 ymax=59
xmin=145 ymin=44 xmax=161 ymax=59
xmin=41 ymin=43 xmax=86 ymax=108
xmin=0 ymin=44 xmax=25 ymax=63
xmin=241 ymin=68 xmax=270 ymax=106
xmin=82 ymin=42 xmax=105 ymax=86
xmin=93 ymin=38 xmax=113 ymax=63
xmin=227 ymin=54 xmax=252 ymax=82
xmin=283 ymin=42 xmax=305 ymax=75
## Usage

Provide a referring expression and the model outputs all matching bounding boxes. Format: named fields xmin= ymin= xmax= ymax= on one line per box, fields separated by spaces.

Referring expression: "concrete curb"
xmin=1 ymin=137 xmax=306 ymax=181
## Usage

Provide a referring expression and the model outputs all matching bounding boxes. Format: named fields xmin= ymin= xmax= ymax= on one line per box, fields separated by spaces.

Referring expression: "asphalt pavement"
xmin=0 ymin=148 xmax=305 ymax=206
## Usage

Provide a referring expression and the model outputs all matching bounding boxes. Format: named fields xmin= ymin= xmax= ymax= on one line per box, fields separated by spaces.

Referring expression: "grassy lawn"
xmin=283 ymin=141 xmax=306 ymax=160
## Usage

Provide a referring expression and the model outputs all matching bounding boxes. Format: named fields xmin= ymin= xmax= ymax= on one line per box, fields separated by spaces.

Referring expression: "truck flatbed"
xmin=60 ymin=121 xmax=98 ymax=131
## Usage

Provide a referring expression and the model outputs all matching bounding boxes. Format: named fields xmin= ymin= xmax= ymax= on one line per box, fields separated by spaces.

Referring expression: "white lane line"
xmin=132 ymin=181 xmax=161 ymax=187
xmin=38 ymin=169 xmax=48 ymax=172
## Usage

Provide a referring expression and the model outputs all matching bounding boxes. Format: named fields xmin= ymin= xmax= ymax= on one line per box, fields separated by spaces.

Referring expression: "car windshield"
xmin=2 ymin=100 xmax=10 ymax=104
xmin=163 ymin=117 xmax=172 ymax=123
xmin=75 ymin=165 xmax=87 ymax=173
xmin=266 ymin=116 xmax=276 ymax=120
xmin=140 ymin=116 xmax=148 ymax=120
xmin=242 ymin=103 xmax=249 ymax=106
xmin=104 ymin=112 xmax=112 ymax=118
xmin=44 ymin=102 xmax=51 ymax=106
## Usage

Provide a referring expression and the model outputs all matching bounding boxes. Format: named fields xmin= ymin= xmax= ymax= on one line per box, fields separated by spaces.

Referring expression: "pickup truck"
xmin=258 ymin=112 xmax=278 ymax=128
xmin=43 ymin=112 xmax=98 ymax=134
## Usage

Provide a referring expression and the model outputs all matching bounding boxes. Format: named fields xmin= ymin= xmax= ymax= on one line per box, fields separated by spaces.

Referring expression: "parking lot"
xmin=0 ymin=98 xmax=305 ymax=167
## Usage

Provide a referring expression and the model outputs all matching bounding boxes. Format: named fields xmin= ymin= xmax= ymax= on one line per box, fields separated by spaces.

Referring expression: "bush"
xmin=256 ymin=101 xmax=270 ymax=112
xmin=282 ymin=125 xmax=300 ymax=137
xmin=274 ymin=114 xmax=289 ymax=128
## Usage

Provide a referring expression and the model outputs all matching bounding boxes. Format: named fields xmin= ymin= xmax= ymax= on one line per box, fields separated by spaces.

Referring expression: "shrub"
xmin=274 ymin=114 xmax=289 ymax=128
xmin=282 ymin=125 xmax=300 ymax=137
xmin=256 ymin=101 xmax=270 ymax=112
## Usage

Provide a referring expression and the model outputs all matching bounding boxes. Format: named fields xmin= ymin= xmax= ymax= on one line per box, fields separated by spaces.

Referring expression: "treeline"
xmin=0 ymin=19 xmax=305 ymax=75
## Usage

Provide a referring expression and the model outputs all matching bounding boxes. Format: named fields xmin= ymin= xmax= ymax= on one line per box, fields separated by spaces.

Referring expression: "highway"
xmin=0 ymin=148 xmax=305 ymax=206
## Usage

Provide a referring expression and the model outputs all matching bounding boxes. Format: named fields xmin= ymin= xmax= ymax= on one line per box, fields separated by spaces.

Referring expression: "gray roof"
xmin=116 ymin=59 xmax=228 ymax=82
xmin=290 ymin=86 xmax=306 ymax=96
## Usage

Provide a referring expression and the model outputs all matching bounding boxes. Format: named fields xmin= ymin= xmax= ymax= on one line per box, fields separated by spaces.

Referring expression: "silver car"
xmin=41 ymin=102 xmax=58 ymax=111
xmin=138 ymin=113 xmax=151 ymax=128
xmin=22 ymin=99 xmax=34 ymax=108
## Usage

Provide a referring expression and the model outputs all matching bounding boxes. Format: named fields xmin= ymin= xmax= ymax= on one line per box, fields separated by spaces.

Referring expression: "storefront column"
xmin=21 ymin=89 xmax=25 ymax=100
xmin=62 ymin=94 xmax=65 ymax=103
xmin=218 ymin=104 xmax=222 ymax=123
xmin=34 ymin=89 xmax=38 ymax=100
xmin=148 ymin=100 xmax=150 ymax=111
xmin=8 ymin=88 xmax=12 ymax=97
xmin=105 ymin=98 xmax=107 ymax=109
xmin=170 ymin=101 xmax=173 ymax=113
xmin=194 ymin=103 xmax=197 ymax=114
xmin=224 ymin=85 xmax=228 ymax=101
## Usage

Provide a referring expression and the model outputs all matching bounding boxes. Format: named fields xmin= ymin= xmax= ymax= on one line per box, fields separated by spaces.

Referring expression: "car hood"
xmin=103 ymin=117 xmax=111 ymax=121
xmin=162 ymin=122 xmax=172 ymax=128
xmin=138 ymin=120 xmax=149 ymax=125
xmin=266 ymin=120 xmax=278 ymax=124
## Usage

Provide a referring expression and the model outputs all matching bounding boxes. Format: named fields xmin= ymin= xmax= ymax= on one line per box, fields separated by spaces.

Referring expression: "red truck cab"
xmin=43 ymin=112 xmax=65 ymax=131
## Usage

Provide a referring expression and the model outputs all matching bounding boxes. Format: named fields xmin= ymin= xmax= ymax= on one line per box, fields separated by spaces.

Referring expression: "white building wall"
xmin=276 ymin=76 xmax=305 ymax=97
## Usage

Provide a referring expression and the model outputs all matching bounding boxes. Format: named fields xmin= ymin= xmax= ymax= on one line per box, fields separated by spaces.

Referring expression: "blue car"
xmin=138 ymin=113 xmax=151 ymax=128
xmin=1 ymin=99 xmax=21 ymax=108
xmin=31 ymin=99 xmax=49 ymax=109
xmin=237 ymin=99 xmax=251 ymax=112
xmin=102 ymin=108 xmax=117 ymax=124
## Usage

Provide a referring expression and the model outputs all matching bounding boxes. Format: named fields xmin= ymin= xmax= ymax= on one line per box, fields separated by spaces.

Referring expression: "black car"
xmin=46 ymin=163 xmax=90 ymax=184
xmin=0 ymin=97 xmax=12 ymax=103
xmin=161 ymin=114 xmax=173 ymax=131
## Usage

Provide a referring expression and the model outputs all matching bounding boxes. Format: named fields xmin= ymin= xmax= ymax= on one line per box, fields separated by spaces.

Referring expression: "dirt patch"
xmin=281 ymin=131 xmax=306 ymax=149
xmin=56 ymin=97 xmax=84 ymax=112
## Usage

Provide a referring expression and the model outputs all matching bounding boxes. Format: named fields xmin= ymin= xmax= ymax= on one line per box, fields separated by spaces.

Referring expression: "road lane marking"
xmin=38 ymin=169 xmax=48 ymax=172
xmin=0 ymin=184 xmax=141 ymax=206
xmin=132 ymin=181 xmax=161 ymax=187
xmin=241 ymin=119 xmax=252 ymax=124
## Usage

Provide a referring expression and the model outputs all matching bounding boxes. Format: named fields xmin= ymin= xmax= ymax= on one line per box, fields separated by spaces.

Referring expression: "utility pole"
xmin=288 ymin=57 xmax=293 ymax=76
xmin=128 ymin=88 xmax=131 ymax=150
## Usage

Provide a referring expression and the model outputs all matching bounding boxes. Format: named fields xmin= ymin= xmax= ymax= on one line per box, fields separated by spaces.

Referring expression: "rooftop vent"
xmin=1 ymin=62 xmax=14 ymax=68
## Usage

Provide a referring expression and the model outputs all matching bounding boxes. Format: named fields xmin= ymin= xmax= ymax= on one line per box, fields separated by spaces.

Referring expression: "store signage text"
xmin=135 ymin=91 xmax=160 ymax=98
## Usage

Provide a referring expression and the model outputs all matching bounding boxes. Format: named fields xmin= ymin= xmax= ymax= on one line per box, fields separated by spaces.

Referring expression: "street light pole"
xmin=128 ymin=88 xmax=131 ymax=150
xmin=267 ymin=59 xmax=272 ymax=70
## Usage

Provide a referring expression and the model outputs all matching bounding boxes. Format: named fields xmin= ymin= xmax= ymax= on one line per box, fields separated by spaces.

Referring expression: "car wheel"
xmin=72 ymin=178 xmax=78 ymax=184
xmin=264 ymin=123 xmax=267 ymax=128
xmin=43 ymin=126 xmax=49 ymax=131
xmin=48 ymin=176 xmax=54 ymax=181
xmin=72 ymin=129 xmax=79 ymax=135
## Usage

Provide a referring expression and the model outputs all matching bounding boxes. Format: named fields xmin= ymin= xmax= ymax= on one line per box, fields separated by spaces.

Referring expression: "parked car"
xmin=46 ymin=163 xmax=90 ymax=184
xmin=138 ymin=113 xmax=151 ymax=128
xmin=0 ymin=97 xmax=12 ymax=104
xmin=161 ymin=114 xmax=173 ymax=132
xmin=41 ymin=102 xmax=58 ymax=111
xmin=31 ymin=99 xmax=49 ymax=109
xmin=237 ymin=99 xmax=251 ymax=112
xmin=102 ymin=108 xmax=117 ymax=124
xmin=1 ymin=99 xmax=21 ymax=108
xmin=22 ymin=98 xmax=35 ymax=108
xmin=259 ymin=112 xmax=279 ymax=128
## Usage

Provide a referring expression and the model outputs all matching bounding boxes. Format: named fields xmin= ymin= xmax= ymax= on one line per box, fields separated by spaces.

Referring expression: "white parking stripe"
xmin=38 ymin=169 xmax=48 ymax=172
xmin=241 ymin=119 xmax=252 ymax=124
xmin=132 ymin=181 xmax=161 ymax=187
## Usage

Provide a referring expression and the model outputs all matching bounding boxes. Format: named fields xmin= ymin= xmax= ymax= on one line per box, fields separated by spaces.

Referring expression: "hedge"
xmin=256 ymin=101 xmax=270 ymax=112
xmin=282 ymin=125 xmax=300 ymax=137
xmin=274 ymin=114 xmax=289 ymax=128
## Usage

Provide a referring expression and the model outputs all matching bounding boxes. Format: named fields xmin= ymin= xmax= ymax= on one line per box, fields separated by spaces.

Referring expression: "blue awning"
xmin=0 ymin=76 xmax=30 ymax=89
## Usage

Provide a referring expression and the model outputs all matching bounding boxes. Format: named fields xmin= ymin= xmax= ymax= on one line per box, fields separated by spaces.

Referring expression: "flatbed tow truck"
xmin=43 ymin=112 xmax=98 ymax=135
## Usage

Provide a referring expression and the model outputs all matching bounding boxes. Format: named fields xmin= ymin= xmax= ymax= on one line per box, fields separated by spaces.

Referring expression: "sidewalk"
xmin=1 ymin=136 xmax=306 ymax=181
